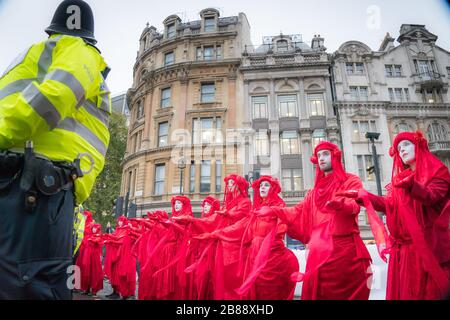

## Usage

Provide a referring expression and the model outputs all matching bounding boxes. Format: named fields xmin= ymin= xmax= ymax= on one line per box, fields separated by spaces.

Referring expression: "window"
xmin=385 ymin=65 xmax=402 ymax=77
xmin=393 ymin=122 xmax=412 ymax=135
xmin=167 ymin=23 xmax=176 ymax=39
xmin=201 ymin=83 xmax=215 ymax=103
xmin=357 ymin=155 xmax=382 ymax=182
xmin=308 ymin=93 xmax=325 ymax=116
xmin=200 ymin=160 xmax=211 ymax=192
xmin=417 ymin=60 xmax=430 ymax=78
xmin=424 ymin=89 xmax=435 ymax=103
xmin=394 ymin=88 xmax=403 ymax=102
xmin=352 ymin=120 xmax=377 ymax=141
xmin=252 ymin=96 xmax=268 ymax=119
xmin=189 ymin=161 xmax=195 ymax=193
xmin=394 ymin=65 xmax=402 ymax=77
xmin=277 ymin=40 xmax=288 ymax=52
xmin=196 ymin=45 xmax=222 ymax=61
xmin=158 ymin=122 xmax=168 ymax=147
xmin=278 ymin=95 xmax=297 ymax=117
xmin=404 ymin=88 xmax=410 ymax=101
xmin=349 ymin=86 xmax=368 ymax=100
xmin=346 ymin=62 xmax=364 ymax=75
xmin=447 ymin=67 xmax=450 ymax=78
xmin=161 ymin=88 xmax=171 ymax=108
xmin=216 ymin=160 xmax=222 ymax=192
xmin=385 ymin=65 xmax=393 ymax=77
xmin=312 ymin=129 xmax=326 ymax=150
xmin=255 ymin=131 xmax=269 ymax=156
xmin=164 ymin=52 xmax=174 ymax=66
xmin=204 ymin=17 xmax=215 ymax=32
xmin=135 ymin=131 xmax=142 ymax=152
xmin=154 ymin=164 xmax=165 ymax=195
xmin=192 ymin=117 xmax=222 ymax=144
xmin=427 ymin=122 xmax=448 ymax=142
xmin=355 ymin=63 xmax=364 ymax=75
xmin=388 ymin=88 xmax=395 ymax=101
xmin=282 ymin=169 xmax=302 ymax=192
xmin=204 ymin=46 xmax=214 ymax=60
xmin=136 ymin=101 xmax=144 ymax=119
xmin=281 ymin=131 xmax=300 ymax=155
xmin=389 ymin=88 xmax=410 ymax=102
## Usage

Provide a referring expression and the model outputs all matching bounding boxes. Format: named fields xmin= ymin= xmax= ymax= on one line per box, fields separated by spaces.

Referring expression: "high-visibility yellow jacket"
xmin=73 ymin=206 xmax=87 ymax=256
xmin=0 ymin=34 xmax=111 ymax=204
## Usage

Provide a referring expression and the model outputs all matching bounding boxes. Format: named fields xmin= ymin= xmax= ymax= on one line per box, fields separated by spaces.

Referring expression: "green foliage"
xmin=84 ymin=112 xmax=127 ymax=228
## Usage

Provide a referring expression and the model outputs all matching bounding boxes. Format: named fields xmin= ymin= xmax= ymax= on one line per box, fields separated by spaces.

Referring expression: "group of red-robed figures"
xmin=76 ymin=131 xmax=450 ymax=300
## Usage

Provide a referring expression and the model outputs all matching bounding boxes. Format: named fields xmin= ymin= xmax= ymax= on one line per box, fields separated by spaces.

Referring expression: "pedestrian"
xmin=0 ymin=0 xmax=111 ymax=300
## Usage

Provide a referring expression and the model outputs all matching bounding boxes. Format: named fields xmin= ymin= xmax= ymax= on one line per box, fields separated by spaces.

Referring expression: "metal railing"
xmin=428 ymin=140 xmax=450 ymax=152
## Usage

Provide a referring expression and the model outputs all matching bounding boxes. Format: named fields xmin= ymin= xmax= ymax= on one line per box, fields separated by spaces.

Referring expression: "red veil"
xmin=389 ymin=131 xmax=450 ymax=297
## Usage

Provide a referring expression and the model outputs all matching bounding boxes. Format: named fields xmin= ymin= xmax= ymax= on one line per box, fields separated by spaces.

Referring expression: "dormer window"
xmin=167 ymin=23 xmax=176 ymax=39
xmin=204 ymin=17 xmax=216 ymax=32
xmin=277 ymin=40 xmax=288 ymax=52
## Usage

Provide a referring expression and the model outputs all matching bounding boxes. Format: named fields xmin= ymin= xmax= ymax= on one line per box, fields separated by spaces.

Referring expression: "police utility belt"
xmin=0 ymin=141 xmax=88 ymax=212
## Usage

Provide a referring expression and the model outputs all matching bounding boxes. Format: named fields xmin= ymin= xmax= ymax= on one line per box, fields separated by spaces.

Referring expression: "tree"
xmin=85 ymin=112 xmax=128 ymax=228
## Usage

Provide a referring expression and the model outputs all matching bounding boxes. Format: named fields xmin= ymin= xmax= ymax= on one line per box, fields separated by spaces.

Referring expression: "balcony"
xmin=414 ymin=71 xmax=444 ymax=90
xmin=428 ymin=140 xmax=450 ymax=155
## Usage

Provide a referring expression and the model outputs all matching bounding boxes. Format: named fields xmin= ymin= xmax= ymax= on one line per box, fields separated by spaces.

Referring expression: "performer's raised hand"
xmin=325 ymin=198 xmax=345 ymax=211
xmin=216 ymin=209 xmax=227 ymax=216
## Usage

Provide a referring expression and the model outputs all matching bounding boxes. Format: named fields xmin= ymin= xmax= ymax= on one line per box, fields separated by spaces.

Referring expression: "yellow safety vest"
xmin=73 ymin=206 xmax=86 ymax=256
xmin=0 ymin=34 xmax=111 ymax=204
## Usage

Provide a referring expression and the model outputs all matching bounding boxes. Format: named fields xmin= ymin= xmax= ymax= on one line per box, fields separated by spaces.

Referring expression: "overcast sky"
xmin=1 ymin=0 xmax=449 ymax=95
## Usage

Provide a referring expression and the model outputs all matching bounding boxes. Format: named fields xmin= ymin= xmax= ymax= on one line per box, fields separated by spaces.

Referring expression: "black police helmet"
xmin=45 ymin=0 xmax=96 ymax=45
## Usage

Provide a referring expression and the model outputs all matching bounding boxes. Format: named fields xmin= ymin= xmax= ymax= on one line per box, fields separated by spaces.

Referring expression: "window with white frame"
xmin=196 ymin=45 xmax=222 ymax=61
xmin=204 ymin=17 xmax=216 ymax=32
xmin=352 ymin=120 xmax=377 ymax=141
xmin=308 ymin=93 xmax=325 ymax=116
xmin=167 ymin=23 xmax=176 ymax=39
xmin=192 ymin=117 xmax=222 ymax=144
xmin=252 ymin=96 xmax=268 ymax=119
xmin=201 ymin=83 xmax=215 ymax=103
xmin=312 ymin=129 xmax=326 ymax=150
xmin=161 ymin=88 xmax=171 ymax=108
xmin=356 ymin=155 xmax=383 ymax=182
xmin=427 ymin=122 xmax=448 ymax=142
xmin=349 ymin=86 xmax=368 ymax=100
xmin=164 ymin=51 xmax=174 ymax=66
xmin=158 ymin=122 xmax=169 ymax=147
xmin=154 ymin=164 xmax=165 ymax=195
xmin=346 ymin=62 xmax=364 ymax=75
xmin=278 ymin=95 xmax=297 ymax=117
xmin=200 ymin=160 xmax=211 ymax=192
xmin=255 ymin=131 xmax=270 ymax=156
xmin=282 ymin=169 xmax=302 ymax=192
xmin=385 ymin=65 xmax=402 ymax=77
xmin=281 ymin=131 xmax=300 ymax=155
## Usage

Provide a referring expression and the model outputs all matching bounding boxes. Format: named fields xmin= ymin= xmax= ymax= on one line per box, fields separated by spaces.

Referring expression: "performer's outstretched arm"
xmin=408 ymin=177 xmax=449 ymax=206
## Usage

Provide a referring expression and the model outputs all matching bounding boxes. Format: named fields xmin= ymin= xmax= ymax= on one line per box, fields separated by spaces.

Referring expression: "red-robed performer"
xmin=151 ymin=196 xmax=194 ymax=299
xmin=270 ymin=141 xmax=372 ymax=300
xmin=341 ymin=131 xmax=450 ymax=300
xmin=75 ymin=223 xmax=104 ymax=296
xmin=197 ymin=176 xmax=299 ymax=300
xmin=138 ymin=211 xmax=170 ymax=300
xmin=174 ymin=196 xmax=221 ymax=299
xmin=103 ymin=216 xmax=138 ymax=299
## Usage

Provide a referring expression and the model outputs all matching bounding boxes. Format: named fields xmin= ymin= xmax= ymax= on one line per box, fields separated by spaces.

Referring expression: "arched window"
xmin=427 ymin=122 xmax=448 ymax=142
xmin=393 ymin=122 xmax=413 ymax=136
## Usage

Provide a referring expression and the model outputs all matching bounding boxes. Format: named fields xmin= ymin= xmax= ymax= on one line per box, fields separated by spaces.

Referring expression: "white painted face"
xmin=174 ymin=200 xmax=183 ymax=212
xmin=118 ymin=221 xmax=123 ymax=227
xmin=259 ymin=181 xmax=271 ymax=198
xmin=397 ymin=140 xmax=416 ymax=166
xmin=92 ymin=227 xmax=98 ymax=234
xmin=317 ymin=150 xmax=332 ymax=172
xmin=227 ymin=179 xmax=236 ymax=192
xmin=202 ymin=202 xmax=212 ymax=215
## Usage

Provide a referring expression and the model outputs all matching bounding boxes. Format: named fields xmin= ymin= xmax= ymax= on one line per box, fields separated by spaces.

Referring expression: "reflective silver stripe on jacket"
xmin=0 ymin=79 xmax=35 ymax=100
xmin=22 ymin=83 xmax=61 ymax=129
xmin=37 ymin=36 xmax=61 ymax=80
xmin=57 ymin=117 xmax=108 ymax=157
xmin=83 ymin=99 xmax=110 ymax=127
xmin=44 ymin=68 xmax=86 ymax=107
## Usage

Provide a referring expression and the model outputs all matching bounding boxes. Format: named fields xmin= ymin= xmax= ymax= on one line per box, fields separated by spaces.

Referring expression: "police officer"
xmin=0 ymin=0 xmax=111 ymax=299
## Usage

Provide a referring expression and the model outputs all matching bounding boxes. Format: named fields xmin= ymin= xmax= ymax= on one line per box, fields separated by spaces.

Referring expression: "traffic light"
xmin=113 ymin=196 xmax=124 ymax=218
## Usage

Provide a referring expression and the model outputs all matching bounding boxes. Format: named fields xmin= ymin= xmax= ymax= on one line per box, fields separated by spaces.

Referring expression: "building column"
xmin=364 ymin=58 xmax=377 ymax=95
xmin=324 ymin=76 xmax=334 ymax=118
xmin=298 ymin=77 xmax=307 ymax=119
xmin=269 ymin=78 xmax=276 ymax=121
xmin=142 ymin=90 xmax=153 ymax=149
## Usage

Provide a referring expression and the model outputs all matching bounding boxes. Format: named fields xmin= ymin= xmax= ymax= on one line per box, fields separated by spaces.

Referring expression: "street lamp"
xmin=365 ymin=132 xmax=383 ymax=196
xmin=178 ymin=157 xmax=186 ymax=195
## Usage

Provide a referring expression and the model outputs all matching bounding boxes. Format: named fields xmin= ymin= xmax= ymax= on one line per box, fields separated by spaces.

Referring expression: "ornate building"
xmin=240 ymin=34 xmax=338 ymax=206
xmin=122 ymin=9 xmax=252 ymax=214
xmin=332 ymin=24 xmax=450 ymax=235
